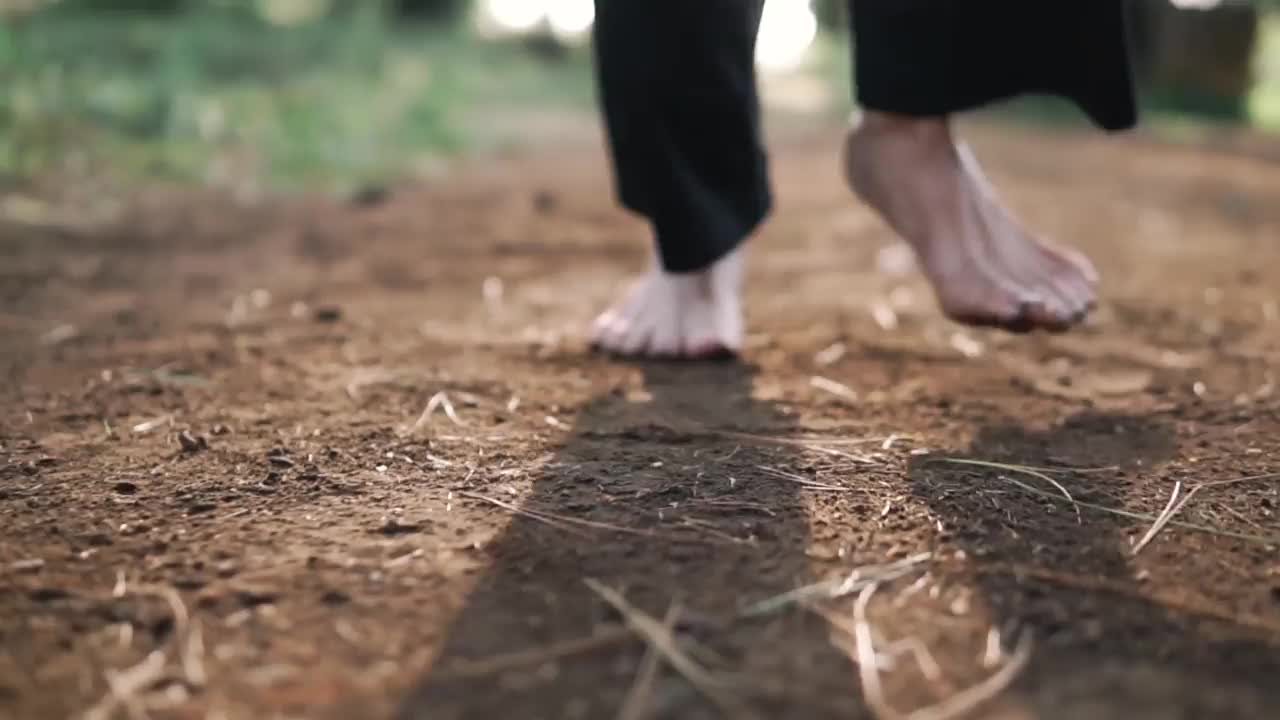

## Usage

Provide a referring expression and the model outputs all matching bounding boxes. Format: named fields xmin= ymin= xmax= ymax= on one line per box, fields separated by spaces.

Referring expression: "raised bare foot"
xmin=844 ymin=111 xmax=1098 ymax=332
xmin=590 ymin=246 xmax=744 ymax=359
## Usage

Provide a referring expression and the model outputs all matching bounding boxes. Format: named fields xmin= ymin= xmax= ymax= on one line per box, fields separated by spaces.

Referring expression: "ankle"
xmin=855 ymin=110 xmax=952 ymax=148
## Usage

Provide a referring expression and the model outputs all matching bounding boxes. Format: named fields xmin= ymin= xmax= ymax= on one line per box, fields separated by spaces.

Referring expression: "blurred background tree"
xmin=1129 ymin=0 xmax=1260 ymax=119
xmin=0 ymin=0 xmax=1277 ymax=193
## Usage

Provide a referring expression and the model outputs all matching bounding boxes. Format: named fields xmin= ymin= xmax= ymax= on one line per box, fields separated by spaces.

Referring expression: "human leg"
xmin=589 ymin=0 xmax=769 ymax=357
xmin=846 ymin=0 xmax=1135 ymax=331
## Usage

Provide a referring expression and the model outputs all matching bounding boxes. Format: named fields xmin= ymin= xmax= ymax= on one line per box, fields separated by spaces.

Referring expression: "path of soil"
xmin=3 ymin=118 xmax=1279 ymax=720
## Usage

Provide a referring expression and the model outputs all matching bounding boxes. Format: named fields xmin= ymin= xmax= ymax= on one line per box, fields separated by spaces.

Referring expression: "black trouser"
xmin=592 ymin=0 xmax=1137 ymax=273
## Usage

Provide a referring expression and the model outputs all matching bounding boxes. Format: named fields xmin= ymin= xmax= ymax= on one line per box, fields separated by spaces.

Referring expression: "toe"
xmin=615 ymin=303 xmax=657 ymax=357
xmin=649 ymin=314 xmax=682 ymax=358
xmin=1050 ymin=244 xmax=1100 ymax=286
xmin=1024 ymin=296 xmax=1076 ymax=333
xmin=590 ymin=309 xmax=619 ymax=348
xmin=679 ymin=299 xmax=738 ymax=360
xmin=684 ymin=341 xmax=737 ymax=361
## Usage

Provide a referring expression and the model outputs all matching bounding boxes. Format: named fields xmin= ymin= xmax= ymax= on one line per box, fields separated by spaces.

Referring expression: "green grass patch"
xmin=0 ymin=6 xmax=595 ymax=191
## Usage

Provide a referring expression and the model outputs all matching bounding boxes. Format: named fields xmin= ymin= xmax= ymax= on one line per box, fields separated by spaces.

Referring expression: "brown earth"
xmin=2 ymin=116 xmax=1279 ymax=720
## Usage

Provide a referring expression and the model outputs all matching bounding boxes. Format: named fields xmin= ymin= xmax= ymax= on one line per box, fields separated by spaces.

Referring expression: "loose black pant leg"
xmin=592 ymin=0 xmax=771 ymax=273
xmin=850 ymin=0 xmax=1138 ymax=131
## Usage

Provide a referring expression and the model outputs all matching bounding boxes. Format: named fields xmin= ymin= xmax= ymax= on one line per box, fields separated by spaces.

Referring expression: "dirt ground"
xmin=2 ymin=115 xmax=1280 ymax=720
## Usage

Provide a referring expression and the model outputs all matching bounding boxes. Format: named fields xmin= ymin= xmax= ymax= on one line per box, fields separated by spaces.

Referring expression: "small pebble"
xmin=532 ymin=189 xmax=557 ymax=214
xmin=313 ymin=306 xmax=342 ymax=323
xmin=350 ymin=184 xmax=390 ymax=207
xmin=178 ymin=431 xmax=207 ymax=453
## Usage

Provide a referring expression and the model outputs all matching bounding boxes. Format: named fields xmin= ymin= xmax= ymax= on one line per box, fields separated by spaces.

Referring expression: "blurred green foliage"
xmin=0 ymin=0 xmax=593 ymax=191
xmin=2 ymin=0 xmax=1278 ymax=192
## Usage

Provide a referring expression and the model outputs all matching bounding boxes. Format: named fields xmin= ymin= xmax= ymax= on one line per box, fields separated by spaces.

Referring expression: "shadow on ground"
xmin=913 ymin=413 xmax=1280 ymax=720
xmin=397 ymin=362 xmax=864 ymax=719
xmin=395 ymin=359 xmax=1280 ymax=720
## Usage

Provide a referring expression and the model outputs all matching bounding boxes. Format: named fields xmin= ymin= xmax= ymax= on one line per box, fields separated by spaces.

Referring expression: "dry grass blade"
xmin=1132 ymin=481 xmax=1204 ymax=556
xmin=83 ymin=650 xmax=167 ymax=720
xmin=979 ymin=563 xmax=1280 ymax=635
xmin=344 ymin=367 xmax=399 ymax=401
xmin=935 ymin=460 xmax=1280 ymax=543
xmin=1194 ymin=471 xmax=1280 ymax=489
xmin=851 ymin=583 xmax=896 ymax=719
xmin=849 ymin=583 xmax=1032 ymax=720
xmin=456 ymin=491 xmax=594 ymax=536
xmin=617 ymin=603 xmax=681 ymax=720
xmin=756 ymin=465 xmax=855 ymax=492
xmin=905 ymin=630 xmax=1032 ymax=720
xmin=181 ymin=621 xmax=207 ymax=688
xmin=127 ymin=583 xmax=207 ymax=688
xmin=881 ymin=636 xmax=946 ymax=685
xmin=712 ymin=429 xmax=899 ymax=450
xmin=131 ymin=416 xmax=171 ymax=434
xmin=458 ymin=491 xmax=725 ymax=543
xmin=408 ymin=391 xmax=465 ymax=434
xmin=585 ymin=579 xmax=761 ymax=720
xmin=717 ymin=429 xmax=883 ymax=463
xmin=811 ymin=375 xmax=859 ymax=403
xmin=933 ymin=458 xmax=1081 ymax=523
xmin=804 ymin=444 xmax=883 ymax=464
xmin=741 ymin=552 xmax=932 ymax=618
xmin=819 ymin=610 xmax=947 ymax=685
xmin=934 ymin=465 xmax=1280 ymax=545
xmin=133 ymin=584 xmax=190 ymax=634
xmin=433 ymin=626 xmax=633 ymax=681
xmin=1127 ymin=471 xmax=1280 ymax=550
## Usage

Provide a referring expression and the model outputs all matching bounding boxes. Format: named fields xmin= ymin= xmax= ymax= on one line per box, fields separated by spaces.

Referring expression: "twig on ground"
xmin=617 ymin=603 xmax=681 ymax=720
xmin=586 ymin=579 xmax=759 ymax=720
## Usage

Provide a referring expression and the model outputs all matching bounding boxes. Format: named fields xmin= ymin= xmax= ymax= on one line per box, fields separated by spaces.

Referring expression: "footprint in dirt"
xmin=397 ymin=362 xmax=866 ymax=720
xmin=911 ymin=413 xmax=1280 ymax=720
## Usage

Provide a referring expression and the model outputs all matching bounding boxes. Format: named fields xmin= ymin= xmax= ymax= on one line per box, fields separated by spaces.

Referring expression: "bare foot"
xmin=590 ymin=246 xmax=744 ymax=359
xmin=844 ymin=111 xmax=1098 ymax=332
